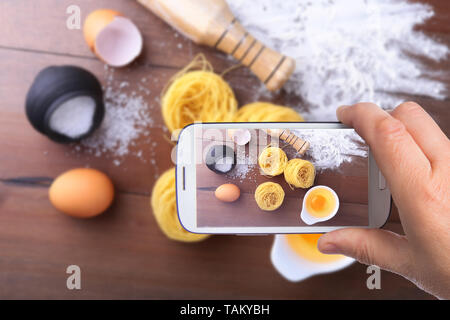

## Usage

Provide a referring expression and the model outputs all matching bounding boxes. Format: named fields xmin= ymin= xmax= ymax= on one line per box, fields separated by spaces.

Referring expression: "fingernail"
xmin=336 ymin=105 xmax=350 ymax=117
xmin=318 ymin=234 xmax=341 ymax=254
xmin=337 ymin=105 xmax=350 ymax=113
xmin=318 ymin=242 xmax=340 ymax=254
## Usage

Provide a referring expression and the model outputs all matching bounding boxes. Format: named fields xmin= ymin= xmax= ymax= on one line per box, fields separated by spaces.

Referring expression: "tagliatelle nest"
xmin=151 ymin=167 xmax=210 ymax=242
xmin=258 ymin=146 xmax=288 ymax=177
xmin=234 ymin=102 xmax=304 ymax=122
xmin=161 ymin=54 xmax=238 ymax=133
xmin=284 ymin=158 xmax=315 ymax=188
xmin=254 ymin=182 xmax=285 ymax=211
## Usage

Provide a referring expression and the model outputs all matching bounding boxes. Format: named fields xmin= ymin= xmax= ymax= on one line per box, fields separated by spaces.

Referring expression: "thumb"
xmin=318 ymin=228 xmax=412 ymax=275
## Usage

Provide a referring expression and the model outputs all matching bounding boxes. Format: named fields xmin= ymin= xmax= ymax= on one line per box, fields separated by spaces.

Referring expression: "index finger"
xmin=337 ymin=103 xmax=431 ymax=195
xmin=390 ymin=102 xmax=450 ymax=168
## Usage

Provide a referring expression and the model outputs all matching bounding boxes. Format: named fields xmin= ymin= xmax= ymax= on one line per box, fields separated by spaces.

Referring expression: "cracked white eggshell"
xmin=228 ymin=129 xmax=251 ymax=145
xmin=94 ymin=16 xmax=143 ymax=67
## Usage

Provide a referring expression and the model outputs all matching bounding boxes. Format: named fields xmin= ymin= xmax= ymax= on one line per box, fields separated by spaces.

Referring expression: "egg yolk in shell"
xmin=286 ymin=234 xmax=345 ymax=263
xmin=305 ymin=187 xmax=336 ymax=218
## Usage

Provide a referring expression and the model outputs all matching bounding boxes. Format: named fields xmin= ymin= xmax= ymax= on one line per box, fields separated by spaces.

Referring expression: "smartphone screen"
xmin=194 ymin=126 xmax=369 ymax=228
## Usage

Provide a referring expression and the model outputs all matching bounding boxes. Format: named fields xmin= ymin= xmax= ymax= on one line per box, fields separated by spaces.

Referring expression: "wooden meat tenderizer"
xmin=137 ymin=0 xmax=296 ymax=91
xmin=265 ymin=129 xmax=310 ymax=156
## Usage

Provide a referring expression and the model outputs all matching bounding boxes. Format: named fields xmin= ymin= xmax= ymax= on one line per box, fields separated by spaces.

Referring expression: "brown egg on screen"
xmin=215 ymin=184 xmax=240 ymax=202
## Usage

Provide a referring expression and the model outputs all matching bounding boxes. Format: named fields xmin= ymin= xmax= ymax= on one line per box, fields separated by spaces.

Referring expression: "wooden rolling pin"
xmin=137 ymin=0 xmax=295 ymax=91
xmin=265 ymin=129 xmax=310 ymax=156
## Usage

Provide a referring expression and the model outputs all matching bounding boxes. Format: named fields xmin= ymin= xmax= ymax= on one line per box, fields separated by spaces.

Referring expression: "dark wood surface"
xmin=196 ymin=129 xmax=368 ymax=227
xmin=0 ymin=0 xmax=448 ymax=299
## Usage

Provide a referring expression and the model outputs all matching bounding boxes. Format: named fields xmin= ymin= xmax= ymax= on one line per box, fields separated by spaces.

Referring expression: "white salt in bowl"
xmin=48 ymin=95 xmax=97 ymax=139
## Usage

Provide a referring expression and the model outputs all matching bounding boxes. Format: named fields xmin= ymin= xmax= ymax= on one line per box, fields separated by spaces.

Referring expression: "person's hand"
xmin=317 ymin=102 xmax=450 ymax=299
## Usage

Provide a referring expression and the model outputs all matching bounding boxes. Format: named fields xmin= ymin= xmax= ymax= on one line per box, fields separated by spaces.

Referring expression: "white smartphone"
xmin=176 ymin=122 xmax=391 ymax=234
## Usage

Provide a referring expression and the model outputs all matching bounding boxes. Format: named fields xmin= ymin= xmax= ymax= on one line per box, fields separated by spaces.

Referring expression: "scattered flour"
xmin=79 ymin=66 xmax=156 ymax=166
xmin=227 ymin=146 xmax=257 ymax=181
xmin=293 ymin=129 xmax=368 ymax=170
xmin=228 ymin=0 xmax=449 ymax=120
xmin=229 ymin=164 xmax=252 ymax=180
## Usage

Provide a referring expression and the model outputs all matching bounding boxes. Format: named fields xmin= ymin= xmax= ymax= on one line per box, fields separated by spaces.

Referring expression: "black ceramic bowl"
xmin=25 ymin=65 xmax=105 ymax=143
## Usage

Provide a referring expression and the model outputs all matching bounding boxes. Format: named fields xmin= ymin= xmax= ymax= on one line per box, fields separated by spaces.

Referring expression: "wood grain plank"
xmin=197 ymin=190 xmax=369 ymax=227
xmin=0 ymin=183 xmax=430 ymax=299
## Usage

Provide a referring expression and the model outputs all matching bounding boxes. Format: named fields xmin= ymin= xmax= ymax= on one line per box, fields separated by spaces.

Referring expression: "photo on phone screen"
xmin=194 ymin=126 xmax=369 ymax=228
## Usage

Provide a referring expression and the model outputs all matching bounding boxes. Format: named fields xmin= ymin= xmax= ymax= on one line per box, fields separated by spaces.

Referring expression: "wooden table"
xmin=0 ymin=0 xmax=448 ymax=299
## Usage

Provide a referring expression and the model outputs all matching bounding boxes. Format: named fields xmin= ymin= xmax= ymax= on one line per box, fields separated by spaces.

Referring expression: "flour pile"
xmin=293 ymin=129 xmax=368 ymax=170
xmin=228 ymin=0 xmax=449 ymax=120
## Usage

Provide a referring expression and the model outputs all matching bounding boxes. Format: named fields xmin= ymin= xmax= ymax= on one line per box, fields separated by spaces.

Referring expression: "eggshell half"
xmin=228 ymin=129 xmax=251 ymax=145
xmin=94 ymin=16 xmax=143 ymax=67
xmin=83 ymin=9 xmax=121 ymax=51
xmin=49 ymin=168 xmax=114 ymax=218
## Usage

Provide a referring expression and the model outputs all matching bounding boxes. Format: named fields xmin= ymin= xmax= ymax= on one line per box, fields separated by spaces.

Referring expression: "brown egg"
xmin=215 ymin=183 xmax=240 ymax=202
xmin=49 ymin=168 xmax=114 ymax=218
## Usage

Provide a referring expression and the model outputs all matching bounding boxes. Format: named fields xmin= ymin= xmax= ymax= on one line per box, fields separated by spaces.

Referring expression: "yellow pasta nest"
xmin=234 ymin=102 xmax=304 ymax=122
xmin=258 ymin=146 xmax=288 ymax=176
xmin=254 ymin=182 xmax=285 ymax=211
xmin=151 ymin=168 xmax=210 ymax=242
xmin=284 ymin=159 xmax=316 ymax=188
xmin=161 ymin=54 xmax=238 ymax=132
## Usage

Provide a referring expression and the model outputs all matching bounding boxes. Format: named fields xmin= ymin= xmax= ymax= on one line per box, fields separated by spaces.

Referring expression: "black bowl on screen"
xmin=205 ymin=144 xmax=236 ymax=174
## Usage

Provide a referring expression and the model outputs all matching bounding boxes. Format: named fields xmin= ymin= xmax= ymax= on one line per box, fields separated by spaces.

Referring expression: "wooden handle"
xmin=214 ymin=19 xmax=295 ymax=91
xmin=265 ymin=129 xmax=310 ymax=156
xmin=137 ymin=0 xmax=295 ymax=91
